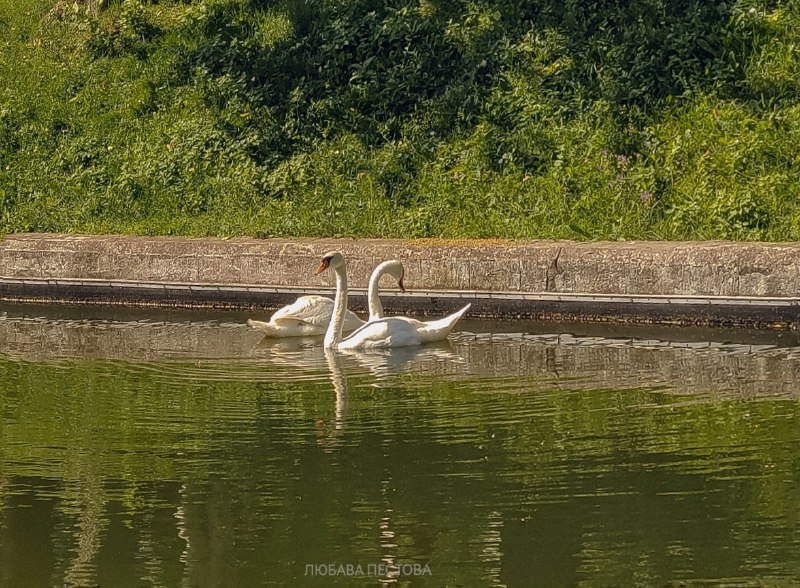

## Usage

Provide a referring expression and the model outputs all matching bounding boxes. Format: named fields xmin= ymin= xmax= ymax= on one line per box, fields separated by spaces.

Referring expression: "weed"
xmin=1 ymin=0 xmax=799 ymax=241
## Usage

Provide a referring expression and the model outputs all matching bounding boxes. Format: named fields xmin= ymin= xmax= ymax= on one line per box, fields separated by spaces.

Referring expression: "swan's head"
xmin=384 ymin=259 xmax=405 ymax=292
xmin=315 ymin=250 xmax=344 ymax=275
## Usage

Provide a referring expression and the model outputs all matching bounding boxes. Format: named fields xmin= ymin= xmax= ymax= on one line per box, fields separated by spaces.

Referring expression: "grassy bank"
xmin=1 ymin=0 xmax=799 ymax=241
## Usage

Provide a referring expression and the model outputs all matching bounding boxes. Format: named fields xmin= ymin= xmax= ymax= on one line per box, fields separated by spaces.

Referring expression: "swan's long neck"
xmin=324 ymin=263 xmax=348 ymax=348
xmin=367 ymin=262 xmax=387 ymax=321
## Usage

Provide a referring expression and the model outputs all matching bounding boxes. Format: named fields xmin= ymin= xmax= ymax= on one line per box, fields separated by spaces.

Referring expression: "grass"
xmin=1 ymin=0 xmax=800 ymax=241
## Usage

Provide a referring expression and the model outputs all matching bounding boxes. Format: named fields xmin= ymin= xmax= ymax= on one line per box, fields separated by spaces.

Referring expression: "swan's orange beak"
xmin=314 ymin=259 xmax=330 ymax=275
xmin=398 ymin=277 xmax=405 ymax=292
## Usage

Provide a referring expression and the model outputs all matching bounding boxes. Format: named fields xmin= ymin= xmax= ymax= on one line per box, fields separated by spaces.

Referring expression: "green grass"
xmin=1 ymin=0 xmax=800 ymax=241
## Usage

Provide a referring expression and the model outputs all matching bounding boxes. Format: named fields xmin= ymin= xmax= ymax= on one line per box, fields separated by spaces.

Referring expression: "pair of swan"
xmin=316 ymin=251 xmax=471 ymax=349
xmin=247 ymin=259 xmax=405 ymax=336
xmin=249 ymin=251 xmax=470 ymax=349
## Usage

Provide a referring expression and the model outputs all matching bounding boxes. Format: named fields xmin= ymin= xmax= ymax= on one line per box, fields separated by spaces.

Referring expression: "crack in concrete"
xmin=545 ymin=247 xmax=563 ymax=292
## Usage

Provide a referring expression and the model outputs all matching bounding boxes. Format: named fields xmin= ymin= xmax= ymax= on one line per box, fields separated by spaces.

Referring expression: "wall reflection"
xmin=2 ymin=310 xmax=798 ymax=399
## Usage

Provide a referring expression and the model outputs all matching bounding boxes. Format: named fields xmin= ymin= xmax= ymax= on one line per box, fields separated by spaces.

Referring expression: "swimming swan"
xmin=316 ymin=251 xmax=470 ymax=350
xmin=247 ymin=259 xmax=405 ymax=337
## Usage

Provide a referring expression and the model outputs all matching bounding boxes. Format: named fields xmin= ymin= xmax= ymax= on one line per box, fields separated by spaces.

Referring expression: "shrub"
xmin=1 ymin=0 xmax=799 ymax=240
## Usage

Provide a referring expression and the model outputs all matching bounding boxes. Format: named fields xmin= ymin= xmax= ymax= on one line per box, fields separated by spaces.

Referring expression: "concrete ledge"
xmin=1 ymin=233 xmax=799 ymax=329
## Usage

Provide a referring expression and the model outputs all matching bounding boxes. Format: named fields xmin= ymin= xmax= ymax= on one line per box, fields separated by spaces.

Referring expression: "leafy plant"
xmin=1 ymin=0 xmax=799 ymax=240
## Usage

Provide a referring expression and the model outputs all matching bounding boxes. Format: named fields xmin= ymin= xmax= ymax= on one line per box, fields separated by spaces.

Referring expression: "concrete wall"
xmin=2 ymin=233 xmax=800 ymax=297
xmin=1 ymin=234 xmax=799 ymax=327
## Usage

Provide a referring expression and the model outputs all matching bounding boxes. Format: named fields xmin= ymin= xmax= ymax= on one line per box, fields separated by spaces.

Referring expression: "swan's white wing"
xmin=271 ymin=295 xmax=364 ymax=331
xmin=337 ymin=304 xmax=470 ymax=347
xmin=271 ymin=295 xmax=333 ymax=326
xmin=339 ymin=317 xmax=421 ymax=349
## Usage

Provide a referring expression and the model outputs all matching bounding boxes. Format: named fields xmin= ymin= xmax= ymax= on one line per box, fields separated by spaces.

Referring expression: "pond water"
xmin=1 ymin=304 xmax=800 ymax=587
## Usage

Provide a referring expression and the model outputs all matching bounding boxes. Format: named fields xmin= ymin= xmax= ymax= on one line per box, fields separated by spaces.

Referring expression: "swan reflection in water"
xmin=337 ymin=341 xmax=467 ymax=382
xmin=256 ymin=336 xmax=466 ymax=381
xmin=254 ymin=336 xmax=466 ymax=438
xmin=324 ymin=348 xmax=348 ymax=432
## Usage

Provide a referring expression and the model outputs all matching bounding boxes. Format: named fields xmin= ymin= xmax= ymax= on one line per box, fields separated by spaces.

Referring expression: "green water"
xmin=1 ymin=306 xmax=800 ymax=587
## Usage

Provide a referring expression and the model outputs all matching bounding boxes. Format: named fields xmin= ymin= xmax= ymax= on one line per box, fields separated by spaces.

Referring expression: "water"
xmin=1 ymin=304 xmax=800 ymax=587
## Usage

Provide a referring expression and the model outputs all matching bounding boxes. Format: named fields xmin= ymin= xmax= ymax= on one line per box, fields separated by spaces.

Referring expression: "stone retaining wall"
xmin=2 ymin=233 xmax=799 ymax=297
xmin=1 ymin=234 xmax=799 ymax=327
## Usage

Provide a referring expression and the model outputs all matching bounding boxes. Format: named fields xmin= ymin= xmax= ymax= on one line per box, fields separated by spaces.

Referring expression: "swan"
xmin=247 ymin=259 xmax=405 ymax=337
xmin=316 ymin=251 xmax=470 ymax=350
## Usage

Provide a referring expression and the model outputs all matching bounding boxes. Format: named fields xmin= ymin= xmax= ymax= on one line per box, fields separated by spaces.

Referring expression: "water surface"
xmin=1 ymin=305 xmax=800 ymax=586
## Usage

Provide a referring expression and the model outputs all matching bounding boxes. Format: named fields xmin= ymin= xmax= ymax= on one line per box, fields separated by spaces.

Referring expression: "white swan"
xmin=316 ymin=251 xmax=470 ymax=349
xmin=247 ymin=259 xmax=405 ymax=337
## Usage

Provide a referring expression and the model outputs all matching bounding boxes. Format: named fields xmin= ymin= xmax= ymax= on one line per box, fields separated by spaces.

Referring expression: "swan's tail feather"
xmin=248 ymin=318 xmax=328 ymax=337
xmin=419 ymin=303 xmax=471 ymax=341
xmin=247 ymin=319 xmax=283 ymax=336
